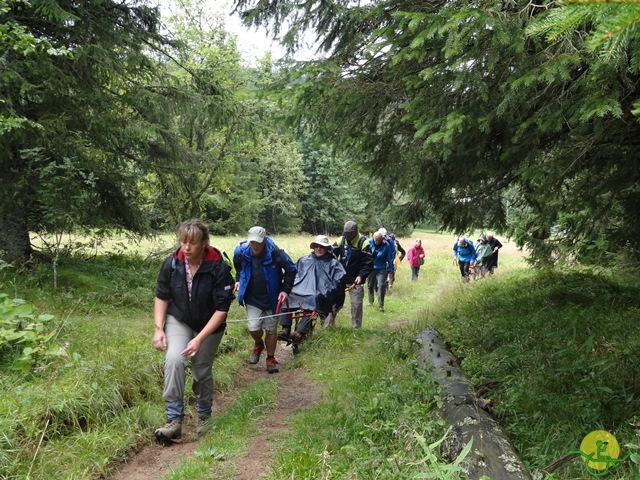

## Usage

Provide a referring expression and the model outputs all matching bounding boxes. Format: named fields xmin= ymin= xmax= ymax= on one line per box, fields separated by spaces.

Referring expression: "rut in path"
xmin=109 ymin=343 xmax=320 ymax=480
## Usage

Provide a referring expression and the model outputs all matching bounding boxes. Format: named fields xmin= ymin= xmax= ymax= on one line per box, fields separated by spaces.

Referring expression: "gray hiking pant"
xmin=163 ymin=315 xmax=224 ymax=421
xmin=367 ymin=268 xmax=388 ymax=309
xmin=323 ymin=284 xmax=364 ymax=329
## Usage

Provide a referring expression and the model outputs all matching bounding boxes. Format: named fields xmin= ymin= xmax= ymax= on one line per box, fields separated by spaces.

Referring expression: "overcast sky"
xmin=218 ymin=1 xmax=286 ymax=62
xmin=157 ymin=0 xmax=317 ymax=64
xmin=155 ymin=0 xmax=283 ymax=62
xmin=220 ymin=1 xmax=320 ymax=63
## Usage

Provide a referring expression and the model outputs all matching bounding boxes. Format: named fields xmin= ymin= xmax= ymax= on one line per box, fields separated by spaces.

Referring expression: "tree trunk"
xmin=416 ymin=327 xmax=532 ymax=480
xmin=0 ymin=211 xmax=32 ymax=264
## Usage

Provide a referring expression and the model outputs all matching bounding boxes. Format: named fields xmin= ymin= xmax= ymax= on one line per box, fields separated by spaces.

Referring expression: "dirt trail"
xmin=109 ymin=342 xmax=320 ymax=480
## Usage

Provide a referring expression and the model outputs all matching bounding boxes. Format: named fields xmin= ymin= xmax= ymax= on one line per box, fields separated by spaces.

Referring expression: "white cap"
xmin=247 ymin=226 xmax=266 ymax=243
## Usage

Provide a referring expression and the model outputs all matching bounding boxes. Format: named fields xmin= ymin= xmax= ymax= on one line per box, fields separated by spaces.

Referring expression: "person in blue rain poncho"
xmin=279 ymin=235 xmax=346 ymax=344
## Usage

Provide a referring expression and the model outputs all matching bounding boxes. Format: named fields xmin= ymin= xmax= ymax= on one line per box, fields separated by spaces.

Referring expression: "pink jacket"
xmin=407 ymin=244 xmax=425 ymax=268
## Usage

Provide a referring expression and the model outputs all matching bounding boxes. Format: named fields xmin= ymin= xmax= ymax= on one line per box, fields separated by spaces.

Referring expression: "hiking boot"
xmin=378 ymin=306 xmax=385 ymax=313
xmin=266 ymin=356 xmax=279 ymax=374
xmin=277 ymin=327 xmax=290 ymax=342
xmin=248 ymin=342 xmax=264 ymax=364
xmin=196 ymin=417 xmax=211 ymax=436
xmin=155 ymin=419 xmax=182 ymax=441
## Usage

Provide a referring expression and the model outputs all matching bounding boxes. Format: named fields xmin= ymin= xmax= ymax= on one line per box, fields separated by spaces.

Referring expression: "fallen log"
xmin=416 ymin=327 xmax=533 ymax=480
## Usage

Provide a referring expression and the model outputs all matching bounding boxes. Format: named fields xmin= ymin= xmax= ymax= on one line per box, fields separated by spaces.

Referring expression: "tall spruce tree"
xmin=0 ymin=0 xmax=169 ymax=262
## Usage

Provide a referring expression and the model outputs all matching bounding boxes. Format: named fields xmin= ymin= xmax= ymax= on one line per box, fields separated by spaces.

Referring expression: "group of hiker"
xmin=452 ymin=233 xmax=503 ymax=282
xmin=151 ymin=218 xmax=503 ymax=441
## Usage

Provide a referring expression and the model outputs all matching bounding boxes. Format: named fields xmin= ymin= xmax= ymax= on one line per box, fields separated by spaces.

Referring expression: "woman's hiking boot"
xmin=155 ymin=419 xmax=182 ymax=441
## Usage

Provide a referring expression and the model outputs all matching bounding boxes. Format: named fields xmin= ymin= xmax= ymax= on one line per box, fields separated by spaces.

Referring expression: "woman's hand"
xmin=153 ymin=330 xmax=167 ymax=351
xmin=181 ymin=337 xmax=202 ymax=357
xmin=184 ymin=311 xmax=226 ymax=357
xmin=153 ymin=298 xmax=169 ymax=351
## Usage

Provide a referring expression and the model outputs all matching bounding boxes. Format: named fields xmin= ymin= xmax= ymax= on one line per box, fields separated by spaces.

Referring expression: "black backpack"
xmin=338 ymin=234 xmax=367 ymax=266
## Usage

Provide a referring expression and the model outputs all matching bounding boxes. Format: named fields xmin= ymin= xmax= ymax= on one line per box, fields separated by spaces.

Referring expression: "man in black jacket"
xmin=331 ymin=221 xmax=373 ymax=328
xmin=485 ymin=232 xmax=503 ymax=274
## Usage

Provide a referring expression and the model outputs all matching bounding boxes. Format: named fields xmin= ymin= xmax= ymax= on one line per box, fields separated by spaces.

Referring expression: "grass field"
xmin=4 ymin=229 xmax=640 ymax=479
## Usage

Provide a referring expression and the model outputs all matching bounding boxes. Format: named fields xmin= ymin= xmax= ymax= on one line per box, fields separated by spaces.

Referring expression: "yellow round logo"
xmin=579 ymin=430 xmax=620 ymax=472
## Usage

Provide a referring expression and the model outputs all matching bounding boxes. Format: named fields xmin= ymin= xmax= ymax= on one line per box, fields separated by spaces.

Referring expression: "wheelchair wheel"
xmin=291 ymin=312 xmax=318 ymax=354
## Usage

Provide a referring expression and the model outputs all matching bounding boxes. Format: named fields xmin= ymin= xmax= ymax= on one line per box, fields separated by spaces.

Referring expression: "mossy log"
xmin=417 ymin=327 xmax=533 ymax=480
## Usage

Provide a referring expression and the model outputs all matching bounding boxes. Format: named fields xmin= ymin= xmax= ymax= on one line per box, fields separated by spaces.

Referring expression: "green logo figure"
xmin=573 ymin=430 xmax=631 ymax=477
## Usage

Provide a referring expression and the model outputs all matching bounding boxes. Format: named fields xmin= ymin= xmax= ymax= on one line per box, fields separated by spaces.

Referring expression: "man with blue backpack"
xmin=233 ymin=226 xmax=297 ymax=373
xmin=367 ymin=230 xmax=396 ymax=312
xmin=453 ymin=236 xmax=477 ymax=283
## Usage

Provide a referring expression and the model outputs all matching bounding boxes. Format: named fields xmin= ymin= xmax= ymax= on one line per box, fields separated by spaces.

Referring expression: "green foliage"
xmin=298 ymin=136 xmax=361 ymax=234
xmin=2 ymin=0 xmax=427 ymax=265
xmin=428 ymin=268 xmax=640 ymax=478
xmin=0 ymin=0 xmax=71 ymax=134
xmin=529 ymin=2 xmax=640 ymax=70
xmin=264 ymin=143 xmax=305 ymax=232
xmin=142 ymin=0 xmax=248 ymax=228
xmin=267 ymin=327 xmax=460 ymax=479
xmin=232 ymin=0 xmax=640 ymax=266
xmin=139 ymin=0 xmax=312 ymax=235
xmin=411 ymin=428 xmax=473 ymax=479
xmin=0 ymin=294 xmax=63 ymax=372
xmin=0 ymin=0 xmax=170 ymax=261
xmin=27 ymin=253 xmax=158 ymax=314
xmin=0 ymin=329 xmax=164 ymax=478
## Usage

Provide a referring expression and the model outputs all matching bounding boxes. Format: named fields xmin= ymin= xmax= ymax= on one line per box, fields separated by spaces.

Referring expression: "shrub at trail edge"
xmin=0 ymin=294 xmax=65 ymax=373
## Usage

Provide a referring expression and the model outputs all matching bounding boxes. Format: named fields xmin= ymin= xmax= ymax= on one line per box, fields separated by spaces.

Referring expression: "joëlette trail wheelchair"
xmin=275 ymin=284 xmax=354 ymax=353
xmin=275 ymin=295 xmax=321 ymax=354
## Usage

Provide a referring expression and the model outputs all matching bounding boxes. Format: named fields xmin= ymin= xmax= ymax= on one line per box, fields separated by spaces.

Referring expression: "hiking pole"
xmin=344 ymin=283 xmax=357 ymax=292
